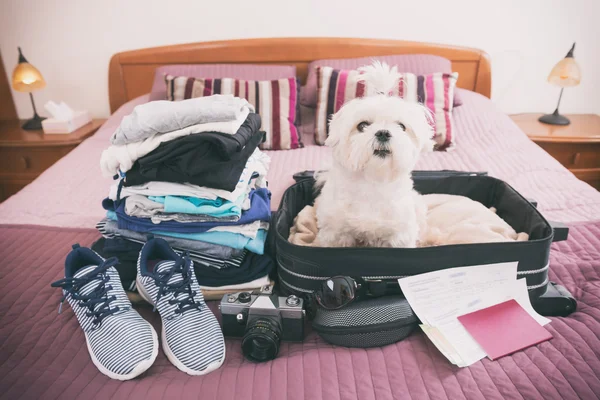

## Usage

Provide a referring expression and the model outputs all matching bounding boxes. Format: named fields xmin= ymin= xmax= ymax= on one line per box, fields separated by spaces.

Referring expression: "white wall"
xmin=1 ymin=0 xmax=598 ymax=119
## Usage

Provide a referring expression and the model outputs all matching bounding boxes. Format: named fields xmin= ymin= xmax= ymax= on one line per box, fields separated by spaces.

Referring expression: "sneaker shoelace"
xmin=153 ymin=252 xmax=203 ymax=316
xmin=51 ymin=257 xmax=123 ymax=328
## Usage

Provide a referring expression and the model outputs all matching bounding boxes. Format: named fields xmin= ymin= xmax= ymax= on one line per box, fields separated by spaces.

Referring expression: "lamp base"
xmin=21 ymin=114 xmax=46 ymax=131
xmin=539 ymin=113 xmax=570 ymax=126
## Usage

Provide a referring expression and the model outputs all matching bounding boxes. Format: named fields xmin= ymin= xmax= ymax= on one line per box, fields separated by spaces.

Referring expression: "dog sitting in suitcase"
xmin=289 ymin=62 xmax=528 ymax=248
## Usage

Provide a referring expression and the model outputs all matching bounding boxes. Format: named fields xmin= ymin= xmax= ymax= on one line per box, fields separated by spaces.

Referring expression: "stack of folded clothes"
xmin=95 ymin=95 xmax=274 ymax=299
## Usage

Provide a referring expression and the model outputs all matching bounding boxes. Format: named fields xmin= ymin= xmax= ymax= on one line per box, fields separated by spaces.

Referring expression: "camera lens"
xmin=241 ymin=317 xmax=282 ymax=362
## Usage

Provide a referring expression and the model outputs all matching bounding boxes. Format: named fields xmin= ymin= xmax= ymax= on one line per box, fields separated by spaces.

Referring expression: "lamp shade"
xmin=547 ymin=43 xmax=581 ymax=88
xmin=11 ymin=47 xmax=46 ymax=93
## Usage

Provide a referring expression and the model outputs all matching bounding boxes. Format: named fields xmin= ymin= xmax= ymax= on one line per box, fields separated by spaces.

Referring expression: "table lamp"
xmin=11 ymin=47 xmax=46 ymax=130
xmin=539 ymin=43 xmax=581 ymax=126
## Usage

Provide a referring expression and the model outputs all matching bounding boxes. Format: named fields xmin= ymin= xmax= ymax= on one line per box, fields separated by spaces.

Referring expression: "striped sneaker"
xmin=51 ymin=244 xmax=158 ymax=380
xmin=136 ymin=238 xmax=225 ymax=375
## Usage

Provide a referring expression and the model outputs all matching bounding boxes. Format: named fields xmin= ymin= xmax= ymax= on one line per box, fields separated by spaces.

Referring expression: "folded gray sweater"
xmin=110 ymin=94 xmax=254 ymax=145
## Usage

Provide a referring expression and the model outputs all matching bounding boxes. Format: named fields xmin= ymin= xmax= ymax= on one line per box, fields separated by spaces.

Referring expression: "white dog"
xmin=314 ymin=62 xmax=434 ymax=248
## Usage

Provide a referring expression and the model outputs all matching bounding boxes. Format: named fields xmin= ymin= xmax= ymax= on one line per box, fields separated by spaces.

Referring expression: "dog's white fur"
xmin=314 ymin=61 xmax=434 ymax=248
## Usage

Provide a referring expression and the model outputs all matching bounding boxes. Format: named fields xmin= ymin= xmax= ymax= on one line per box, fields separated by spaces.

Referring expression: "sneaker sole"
xmin=84 ymin=322 xmax=159 ymax=381
xmin=136 ymin=276 xmax=226 ymax=376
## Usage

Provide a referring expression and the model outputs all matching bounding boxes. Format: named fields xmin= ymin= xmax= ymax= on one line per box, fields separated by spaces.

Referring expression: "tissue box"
xmin=42 ymin=110 xmax=92 ymax=134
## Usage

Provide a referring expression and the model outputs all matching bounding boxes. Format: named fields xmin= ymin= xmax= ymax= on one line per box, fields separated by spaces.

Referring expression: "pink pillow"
xmin=315 ymin=66 xmax=458 ymax=151
xmin=149 ymin=64 xmax=297 ymax=101
xmin=165 ymin=75 xmax=300 ymax=151
xmin=302 ymin=54 xmax=462 ymax=108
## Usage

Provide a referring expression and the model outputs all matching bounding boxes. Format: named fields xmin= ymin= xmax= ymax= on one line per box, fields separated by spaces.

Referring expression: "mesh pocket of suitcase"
xmin=312 ymin=296 xmax=418 ymax=348
xmin=273 ymin=173 xmax=573 ymax=316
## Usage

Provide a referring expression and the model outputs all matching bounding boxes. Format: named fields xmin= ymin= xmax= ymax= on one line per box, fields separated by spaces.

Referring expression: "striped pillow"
xmin=315 ymin=67 xmax=458 ymax=151
xmin=165 ymin=75 xmax=300 ymax=150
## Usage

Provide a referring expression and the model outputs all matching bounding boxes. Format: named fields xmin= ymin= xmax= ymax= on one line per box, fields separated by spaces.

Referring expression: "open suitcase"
xmin=272 ymin=171 xmax=576 ymax=321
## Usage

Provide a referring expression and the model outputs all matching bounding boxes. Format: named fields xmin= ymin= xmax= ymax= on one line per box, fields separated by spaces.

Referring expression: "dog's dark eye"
xmin=357 ymin=121 xmax=371 ymax=132
xmin=398 ymin=122 xmax=406 ymax=131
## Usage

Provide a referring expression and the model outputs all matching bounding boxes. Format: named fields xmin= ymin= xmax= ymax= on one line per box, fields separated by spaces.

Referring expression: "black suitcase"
xmin=272 ymin=171 xmax=576 ymax=317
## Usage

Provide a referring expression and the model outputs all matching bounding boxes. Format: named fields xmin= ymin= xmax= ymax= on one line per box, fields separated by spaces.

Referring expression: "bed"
xmin=0 ymin=38 xmax=599 ymax=400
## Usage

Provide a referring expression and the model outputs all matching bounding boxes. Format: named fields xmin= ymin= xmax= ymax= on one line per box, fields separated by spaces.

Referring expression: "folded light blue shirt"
xmin=148 ymin=192 xmax=245 ymax=218
xmin=104 ymin=211 xmax=266 ymax=254
xmin=154 ymin=229 xmax=267 ymax=254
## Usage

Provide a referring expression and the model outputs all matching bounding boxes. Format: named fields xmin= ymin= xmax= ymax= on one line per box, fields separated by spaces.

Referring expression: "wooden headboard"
xmin=108 ymin=37 xmax=491 ymax=113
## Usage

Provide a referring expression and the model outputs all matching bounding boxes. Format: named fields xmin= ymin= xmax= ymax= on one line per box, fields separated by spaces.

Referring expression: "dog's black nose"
xmin=375 ymin=130 xmax=391 ymax=142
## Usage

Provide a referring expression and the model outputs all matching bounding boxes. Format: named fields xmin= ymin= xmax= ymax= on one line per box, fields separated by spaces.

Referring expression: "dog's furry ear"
xmin=324 ymin=112 xmax=341 ymax=148
xmin=406 ymin=102 xmax=436 ymax=153
xmin=357 ymin=61 xmax=401 ymax=96
xmin=418 ymin=104 xmax=436 ymax=153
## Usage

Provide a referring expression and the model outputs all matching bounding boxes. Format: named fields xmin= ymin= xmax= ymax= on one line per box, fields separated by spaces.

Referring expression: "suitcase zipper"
xmin=293 ymin=170 xmax=487 ymax=183
xmin=411 ymin=170 xmax=488 ymax=178
xmin=278 ymin=262 xmax=407 ymax=281
xmin=278 ymin=261 xmax=549 ymax=290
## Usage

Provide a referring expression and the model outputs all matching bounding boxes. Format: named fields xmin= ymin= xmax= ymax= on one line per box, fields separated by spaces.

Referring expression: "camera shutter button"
xmin=286 ymin=295 xmax=300 ymax=306
xmin=238 ymin=292 xmax=251 ymax=303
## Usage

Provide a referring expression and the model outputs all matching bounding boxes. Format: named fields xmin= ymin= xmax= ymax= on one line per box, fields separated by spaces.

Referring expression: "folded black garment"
xmin=91 ymin=237 xmax=142 ymax=291
xmin=145 ymin=112 xmax=260 ymax=161
xmin=124 ymin=118 xmax=264 ymax=191
xmin=195 ymin=251 xmax=274 ymax=287
xmin=92 ymin=236 xmax=272 ymax=291
xmin=196 ymin=112 xmax=261 ymax=160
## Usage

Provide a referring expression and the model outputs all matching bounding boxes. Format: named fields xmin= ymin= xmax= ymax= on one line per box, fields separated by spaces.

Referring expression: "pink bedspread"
xmin=1 ymin=223 xmax=599 ymax=399
xmin=1 ymin=90 xmax=599 ymax=400
xmin=0 ymin=90 xmax=599 ymax=227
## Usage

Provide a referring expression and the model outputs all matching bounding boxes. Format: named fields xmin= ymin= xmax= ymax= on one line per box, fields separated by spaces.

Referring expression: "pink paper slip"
xmin=457 ymin=299 xmax=553 ymax=360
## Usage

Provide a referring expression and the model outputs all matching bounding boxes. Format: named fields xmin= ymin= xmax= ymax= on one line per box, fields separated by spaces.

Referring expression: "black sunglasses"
xmin=314 ymin=276 xmax=402 ymax=310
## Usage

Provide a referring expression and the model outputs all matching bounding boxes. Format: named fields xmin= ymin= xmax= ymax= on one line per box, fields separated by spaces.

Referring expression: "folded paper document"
xmin=398 ymin=262 xmax=551 ymax=367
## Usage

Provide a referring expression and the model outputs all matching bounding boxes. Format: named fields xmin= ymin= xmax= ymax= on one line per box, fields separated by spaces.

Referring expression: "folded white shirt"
xmin=209 ymin=221 xmax=270 ymax=239
xmin=100 ymin=106 xmax=251 ymax=178
xmin=198 ymin=275 xmax=271 ymax=290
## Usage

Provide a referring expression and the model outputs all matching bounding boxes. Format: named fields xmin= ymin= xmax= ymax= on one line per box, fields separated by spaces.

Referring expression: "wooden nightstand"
xmin=511 ymin=114 xmax=600 ymax=190
xmin=0 ymin=119 xmax=106 ymax=201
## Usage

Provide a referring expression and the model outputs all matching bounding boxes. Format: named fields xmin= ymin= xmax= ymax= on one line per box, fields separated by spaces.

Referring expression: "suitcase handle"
xmin=550 ymin=221 xmax=569 ymax=242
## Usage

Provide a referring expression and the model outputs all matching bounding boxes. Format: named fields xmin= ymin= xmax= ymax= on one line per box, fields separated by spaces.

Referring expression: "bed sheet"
xmin=1 ymin=222 xmax=599 ymax=399
xmin=1 ymin=90 xmax=599 ymax=400
xmin=0 ymin=90 xmax=598 ymax=228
